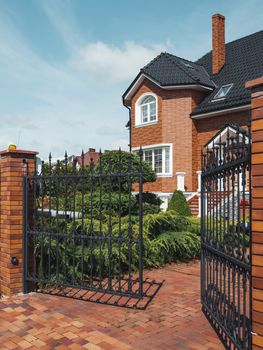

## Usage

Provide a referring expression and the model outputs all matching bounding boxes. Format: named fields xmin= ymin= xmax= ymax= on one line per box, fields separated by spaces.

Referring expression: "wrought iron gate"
xmin=23 ymin=150 xmax=144 ymax=304
xmin=201 ymin=124 xmax=252 ymax=350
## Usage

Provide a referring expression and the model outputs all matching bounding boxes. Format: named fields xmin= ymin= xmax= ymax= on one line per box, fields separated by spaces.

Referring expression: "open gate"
xmin=201 ymin=124 xmax=252 ymax=350
xmin=23 ymin=150 xmax=145 ymax=305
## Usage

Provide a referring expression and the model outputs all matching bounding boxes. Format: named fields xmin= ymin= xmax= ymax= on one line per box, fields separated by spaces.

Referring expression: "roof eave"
xmin=190 ymin=103 xmax=251 ymax=119
xmin=122 ymin=73 xmax=214 ymax=106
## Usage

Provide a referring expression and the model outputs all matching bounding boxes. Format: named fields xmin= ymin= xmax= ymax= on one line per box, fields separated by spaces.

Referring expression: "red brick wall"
xmin=0 ymin=149 xmax=37 ymax=296
xmin=212 ymin=14 xmax=225 ymax=74
xmin=246 ymin=77 xmax=263 ymax=349
xmin=131 ymin=79 xmax=207 ymax=192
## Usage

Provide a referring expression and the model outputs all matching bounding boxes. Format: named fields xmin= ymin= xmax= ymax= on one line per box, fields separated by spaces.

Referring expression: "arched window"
xmin=135 ymin=93 xmax=157 ymax=126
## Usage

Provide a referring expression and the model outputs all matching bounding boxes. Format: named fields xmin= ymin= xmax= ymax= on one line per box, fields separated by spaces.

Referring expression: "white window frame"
xmin=133 ymin=143 xmax=173 ymax=177
xmin=212 ymin=84 xmax=233 ymax=101
xmin=135 ymin=92 xmax=158 ymax=127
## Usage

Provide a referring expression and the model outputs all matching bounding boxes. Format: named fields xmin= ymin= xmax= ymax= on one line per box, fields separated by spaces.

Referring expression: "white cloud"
xmin=71 ymin=40 xmax=171 ymax=84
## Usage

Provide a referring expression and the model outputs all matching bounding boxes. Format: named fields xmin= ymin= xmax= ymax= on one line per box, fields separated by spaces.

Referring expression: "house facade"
xmin=75 ymin=148 xmax=100 ymax=167
xmin=122 ymin=13 xmax=263 ymax=212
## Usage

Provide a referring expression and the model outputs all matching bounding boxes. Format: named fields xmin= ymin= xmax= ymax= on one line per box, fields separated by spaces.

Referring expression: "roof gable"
xmin=123 ymin=53 xmax=214 ymax=104
xmin=141 ymin=52 xmax=215 ymax=88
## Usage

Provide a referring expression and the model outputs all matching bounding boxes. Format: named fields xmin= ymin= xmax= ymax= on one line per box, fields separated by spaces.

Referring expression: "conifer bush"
xmin=167 ymin=190 xmax=192 ymax=216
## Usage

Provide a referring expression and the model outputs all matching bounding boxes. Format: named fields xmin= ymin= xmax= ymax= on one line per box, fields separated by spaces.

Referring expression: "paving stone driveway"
xmin=0 ymin=261 xmax=224 ymax=350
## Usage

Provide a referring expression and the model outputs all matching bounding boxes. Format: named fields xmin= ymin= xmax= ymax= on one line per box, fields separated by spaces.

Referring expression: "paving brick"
xmin=0 ymin=261 xmax=223 ymax=349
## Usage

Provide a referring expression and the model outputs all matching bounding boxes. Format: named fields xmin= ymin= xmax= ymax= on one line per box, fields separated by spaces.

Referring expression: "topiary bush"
xmin=167 ymin=190 xmax=192 ymax=216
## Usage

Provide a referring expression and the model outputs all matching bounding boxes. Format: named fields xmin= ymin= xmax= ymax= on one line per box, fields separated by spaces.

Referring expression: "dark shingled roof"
xmin=192 ymin=30 xmax=263 ymax=115
xmin=125 ymin=30 xmax=263 ymax=116
xmin=141 ymin=52 xmax=215 ymax=89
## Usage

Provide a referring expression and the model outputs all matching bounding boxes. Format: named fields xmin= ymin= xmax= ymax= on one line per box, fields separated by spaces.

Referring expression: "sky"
xmin=0 ymin=0 xmax=263 ymax=159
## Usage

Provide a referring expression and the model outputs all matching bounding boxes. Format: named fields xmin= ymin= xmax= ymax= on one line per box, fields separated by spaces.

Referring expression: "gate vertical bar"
xmin=138 ymin=147 xmax=143 ymax=296
xmin=200 ymin=151 xmax=205 ymax=304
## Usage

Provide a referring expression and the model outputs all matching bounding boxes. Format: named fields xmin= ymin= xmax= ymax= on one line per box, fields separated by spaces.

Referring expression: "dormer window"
xmin=135 ymin=93 xmax=157 ymax=126
xmin=213 ymin=84 xmax=233 ymax=100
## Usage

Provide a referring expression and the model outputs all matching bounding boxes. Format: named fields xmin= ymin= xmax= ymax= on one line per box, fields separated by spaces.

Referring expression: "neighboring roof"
xmin=192 ymin=30 xmax=263 ymax=116
xmin=76 ymin=149 xmax=100 ymax=167
xmin=122 ymin=53 xmax=215 ymax=104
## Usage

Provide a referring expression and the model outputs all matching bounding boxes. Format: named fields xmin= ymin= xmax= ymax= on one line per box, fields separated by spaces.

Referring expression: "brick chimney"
xmin=212 ymin=13 xmax=225 ymax=74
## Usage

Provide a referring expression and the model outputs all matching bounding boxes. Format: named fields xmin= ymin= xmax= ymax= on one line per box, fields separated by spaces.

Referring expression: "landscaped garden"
xmin=31 ymin=150 xmax=201 ymax=284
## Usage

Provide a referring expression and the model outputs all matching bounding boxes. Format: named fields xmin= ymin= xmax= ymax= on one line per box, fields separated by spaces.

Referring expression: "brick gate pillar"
xmin=0 ymin=148 xmax=37 ymax=296
xmin=246 ymin=77 xmax=263 ymax=349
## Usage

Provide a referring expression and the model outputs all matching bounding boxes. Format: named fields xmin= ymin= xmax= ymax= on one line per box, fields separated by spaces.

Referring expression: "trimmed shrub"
xmin=144 ymin=231 xmax=200 ymax=267
xmin=97 ymin=150 xmax=157 ymax=189
xmin=133 ymin=192 xmax=162 ymax=215
xmin=138 ymin=192 xmax=162 ymax=206
xmin=34 ymin=211 xmax=201 ymax=282
xmin=187 ymin=216 xmax=201 ymax=235
xmin=144 ymin=211 xmax=200 ymax=237
xmin=167 ymin=190 xmax=192 ymax=216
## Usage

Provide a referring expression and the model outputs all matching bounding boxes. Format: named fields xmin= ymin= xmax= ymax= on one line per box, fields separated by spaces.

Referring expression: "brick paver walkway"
xmin=0 ymin=261 xmax=224 ymax=350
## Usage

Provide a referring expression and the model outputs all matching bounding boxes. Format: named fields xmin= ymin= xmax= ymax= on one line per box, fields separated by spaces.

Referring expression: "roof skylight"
xmin=182 ymin=62 xmax=194 ymax=69
xmin=213 ymin=84 xmax=233 ymax=100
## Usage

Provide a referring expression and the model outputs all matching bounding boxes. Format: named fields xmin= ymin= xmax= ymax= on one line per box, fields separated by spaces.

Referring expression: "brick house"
xmin=75 ymin=148 xmax=100 ymax=167
xmin=122 ymin=13 xmax=263 ymax=212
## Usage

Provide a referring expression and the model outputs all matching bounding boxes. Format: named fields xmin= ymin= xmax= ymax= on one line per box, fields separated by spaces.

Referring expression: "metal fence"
xmin=23 ymin=149 xmax=145 ymax=303
xmin=201 ymin=124 xmax=252 ymax=350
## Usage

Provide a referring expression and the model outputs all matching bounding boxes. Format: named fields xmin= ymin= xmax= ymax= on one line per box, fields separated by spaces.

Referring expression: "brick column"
xmin=0 ymin=149 xmax=37 ymax=296
xmin=246 ymin=77 xmax=263 ymax=349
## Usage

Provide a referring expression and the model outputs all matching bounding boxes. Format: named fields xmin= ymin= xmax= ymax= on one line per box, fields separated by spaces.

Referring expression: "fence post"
xmin=246 ymin=77 xmax=263 ymax=349
xmin=0 ymin=148 xmax=37 ymax=296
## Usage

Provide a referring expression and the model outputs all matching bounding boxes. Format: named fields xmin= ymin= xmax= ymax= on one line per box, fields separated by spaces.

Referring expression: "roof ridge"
xmin=165 ymin=53 xmax=201 ymax=83
xmin=165 ymin=52 xmax=195 ymax=64
xmin=167 ymin=53 xmax=215 ymax=87
xmin=226 ymin=29 xmax=263 ymax=46
xmin=141 ymin=52 xmax=166 ymax=71
xmin=199 ymin=65 xmax=216 ymax=87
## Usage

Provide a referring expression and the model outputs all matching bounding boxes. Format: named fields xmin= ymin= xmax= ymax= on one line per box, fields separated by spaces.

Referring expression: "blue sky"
xmin=0 ymin=0 xmax=263 ymax=158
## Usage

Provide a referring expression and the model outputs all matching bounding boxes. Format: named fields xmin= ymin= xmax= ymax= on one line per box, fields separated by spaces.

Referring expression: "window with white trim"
xmin=212 ymin=84 xmax=233 ymax=100
xmin=140 ymin=146 xmax=171 ymax=176
xmin=135 ymin=94 xmax=157 ymax=126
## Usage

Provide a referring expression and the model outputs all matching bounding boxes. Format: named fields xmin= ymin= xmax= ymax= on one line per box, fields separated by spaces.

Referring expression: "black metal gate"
xmin=23 ymin=150 xmax=144 ymax=305
xmin=201 ymin=124 xmax=252 ymax=350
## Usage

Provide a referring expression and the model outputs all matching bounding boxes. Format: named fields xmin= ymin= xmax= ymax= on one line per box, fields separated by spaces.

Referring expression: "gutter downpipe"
xmin=123 ymin=98 xmax=132 ymax=152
